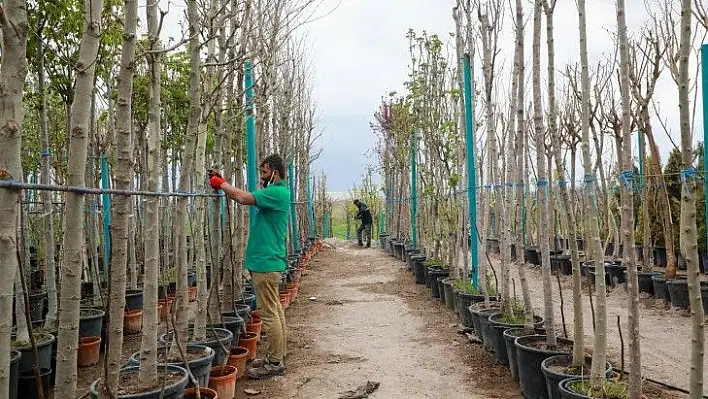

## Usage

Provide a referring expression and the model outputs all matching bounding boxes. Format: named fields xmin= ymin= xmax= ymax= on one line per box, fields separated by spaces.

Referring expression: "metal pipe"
xmin=288 ymin=161 xmax=299 ymax=252
xmin=245 ymin=59 xmax=257 ymax=227
xmin=0 ymin=179 xmax=223 ymax=197
xmin=410 ymin=130 xmax=418 ymax=249
xmin=463 ymin=52 xmax=479 ymax=289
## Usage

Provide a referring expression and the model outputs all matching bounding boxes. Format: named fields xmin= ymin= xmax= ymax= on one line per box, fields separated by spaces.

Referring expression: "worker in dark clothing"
xmin=353 ymin=199 xmax=372 ymax=248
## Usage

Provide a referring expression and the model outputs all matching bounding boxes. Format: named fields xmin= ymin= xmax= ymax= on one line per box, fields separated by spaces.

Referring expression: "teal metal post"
xmin=462 ymin=53 xmax=479 ymax=289
xmin=410 ymin=131 xmax=418 ymax=248
xmin=306 ymin=172 xmax=315 ymax=239
xmin=245 ymin=59 xmax=257 ymax=226
xmin=324 ymin=211 xmax=330 ymax=238
xmin=100 ymin=155 xmax=111 ymax=276
xmin=702 ymin=44 xmax=708 ymax=254
xmin=288 ymin=161 xmax=299 ymax=252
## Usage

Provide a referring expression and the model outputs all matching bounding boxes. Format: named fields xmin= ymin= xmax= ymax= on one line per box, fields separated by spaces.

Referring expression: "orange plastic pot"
xmin=158 ymin=298 xmax=173 ymax=320
xmin=124 ymin=309 xmax=143 ymax=335
xmin=286 ymin=287 xmax=297 ymax=303
xmin=238 ymin=331 xmax=259 ymax=360
xmin=246 ymin=318 xmax=263 ymax=338
xmin=188 ymin=286 xmax=198 ymax=302
xmin=227 ymin=346 xmax=250 ymax=379
xmin=77 ymin=336 xmax=101 ymax=367
xmin=185 ymin=387 xmax=219 ymax=399
xmin=279 ymin=293 xmax=290 ymax=309
xmin=208 ymin=365 xmax=237 ymax=399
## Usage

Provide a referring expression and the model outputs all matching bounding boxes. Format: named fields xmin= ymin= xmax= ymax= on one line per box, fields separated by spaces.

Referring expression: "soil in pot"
xmin=208 ymin=365 xmax=238 ymax=399
xmin=238 ymin=331 xmax=259 ymax=361
xmin=651 ymin=274 xmax=669 ymax=300
xmin=228 ymin=346 xmax=250 ymax=379
xmin=558 ymin=376 xmax=628 ymax=399
xmin=489 ymin=312 xmax=544 ymax=365
xmin=541 ymin=354 xmax=613 ymax=399
xmin=637 ymin=272 xmax=660 ymax=295
xmin=90 ymin=364 xmax=189 ymax=399
xmin=125 ymin=289 xmax=144 ymax=310
xmin=667 ymin=278 xmax=690 ymax=309
xmin=9 ymin=350 xmax=20 ymax=399
xmin=515 ymin=334 xmax=574 ymax=399
xmin=79 ymin=307 xmax=105 ymax=338
xmin=130 ymin=344 xmax=215 ymax=388
xmin=18 ymin=367 xmax=51 ymax=399
xmin=12 ymin=332 xmax=55 ymax=373
xmin=185 ymin=387 xmax=219 ymax=399
xmin=78 ymin=336 xmax=101 ymax=367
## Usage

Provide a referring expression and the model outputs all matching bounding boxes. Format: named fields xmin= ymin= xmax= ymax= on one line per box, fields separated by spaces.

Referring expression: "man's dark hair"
xmin=353 ymin=199 xmax=360 ymax=205
xmin=261 ymin=153 xmax=286 ymax=178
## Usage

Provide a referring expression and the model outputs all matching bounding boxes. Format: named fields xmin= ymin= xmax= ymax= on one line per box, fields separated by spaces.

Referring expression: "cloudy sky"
xmin=160 ymin=0 xmax=705 ymax=192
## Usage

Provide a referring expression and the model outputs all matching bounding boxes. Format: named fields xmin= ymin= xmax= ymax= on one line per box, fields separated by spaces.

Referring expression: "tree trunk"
xmin=103 ymin=0 xmax=138 ymax=392
xmin=138 ymin=0 xmax=163 ymax=385
xmin=677 ymin=0 xmax=704 ymax=396
xmin=55 ymin=0 xmax=103 ymax=395
xmin=577 ymin=0 xmax=608 ymax=388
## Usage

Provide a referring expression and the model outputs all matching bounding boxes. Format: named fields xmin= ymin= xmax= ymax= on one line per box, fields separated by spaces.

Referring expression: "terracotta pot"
xmin=185 ymin=387 xmax=219 ymax=399
xmin=249 ymin=312 xmax=262 ymax=324
xmin=246 ymin=318 xmax=263 ymax=338
xmin=286 ymin=287 xmax=297 ymax=303
xmin=279 ymin=293 xmax=290 ymax=309
xmin=227 ymin=346 xmax=250 ymax=379
xmin=188 ymin=286 xmax=198 ymax=302
xmin=124 ymin=309 xmax=143 ymax=335
xmin=158 ymin=298 xmax=173 ymax=321
xmin=238 ymin=331 xmax=259 ymax=360
xmin=208 ymin=365 xmax=237 ymax=399
xmin=77 ymin=336 xmax=101 ymax=367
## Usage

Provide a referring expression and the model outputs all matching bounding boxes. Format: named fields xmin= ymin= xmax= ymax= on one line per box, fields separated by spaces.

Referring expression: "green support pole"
xmin=379 ymin=211 xmax=385 ymax=236
xmin=410 ymin=130 xmax=418 ymax=248
xmin=288 ymin=161 xmax=299 ymax=252
xmin=463 ymin=53 xmax=479 ymax=289
xmin=346 ymin=211 xmax=351 ymax=240
xmin=100 ymin=155 xmax=111 ymax=278
xmin=307 ymin=172 xmax=315 ymax=239
xmin=245 ymin=59 xmax=257 ymax=227
xmin=702 ymin=44 xmax=708 ymax=254
xmin=324 ymin=211 xmax=330 ymax=238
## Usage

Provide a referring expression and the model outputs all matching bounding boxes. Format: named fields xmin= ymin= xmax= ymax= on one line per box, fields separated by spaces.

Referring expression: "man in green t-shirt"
xmin=209 ymin=153 xmax=291 ymax=379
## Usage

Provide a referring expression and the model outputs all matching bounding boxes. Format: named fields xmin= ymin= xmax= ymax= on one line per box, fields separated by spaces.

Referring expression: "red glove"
xmin=208 ymin=170 xmax=226 ymax=190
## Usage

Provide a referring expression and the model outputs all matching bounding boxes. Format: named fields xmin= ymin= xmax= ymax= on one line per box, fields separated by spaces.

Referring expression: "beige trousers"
xmin=251 ymin=271 xmax=287 ymax=362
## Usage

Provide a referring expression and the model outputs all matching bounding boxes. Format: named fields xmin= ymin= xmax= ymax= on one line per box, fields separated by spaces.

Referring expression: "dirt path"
xmin=238 ymin=242 xmax=521 ymax=399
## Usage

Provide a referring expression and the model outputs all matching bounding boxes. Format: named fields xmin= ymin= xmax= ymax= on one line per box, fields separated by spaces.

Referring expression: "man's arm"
xmin=220 ymin=182 xmax=256 ymax=205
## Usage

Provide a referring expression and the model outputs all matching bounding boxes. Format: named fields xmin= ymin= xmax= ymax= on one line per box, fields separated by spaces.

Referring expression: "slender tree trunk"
xmin=577 ymin=0 xmax=608 ymax=388
xmin=37 ymin=19 xmax=58 ymax=330
xmin=532 ymin=0 xmax=556 ymax=348
xmin=138 ymin=0 xmax=163 ymax=385
xmin=103 ymin=0 xmax=138 ymax=392
xmin=677 ymin=0 xmax=704 ymax=396
xmin=55 ymin=0 xmax=104 ymax=394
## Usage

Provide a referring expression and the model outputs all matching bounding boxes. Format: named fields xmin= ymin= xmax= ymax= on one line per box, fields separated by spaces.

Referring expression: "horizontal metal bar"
xmin=0 ymin=180 xmax=223 ymax=198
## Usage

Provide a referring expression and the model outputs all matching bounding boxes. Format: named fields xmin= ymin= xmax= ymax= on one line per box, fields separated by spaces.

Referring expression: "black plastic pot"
xmin=90 ymin=365 xmax=189 ymax=399
xmin=468 ymin=299 xmax=499 ymax=334
xmin=605 ymin=264 xmax=626 ymax=286
xmin=379 ymin=234 xmax=389 ymax=249
xmin=28 ymin=290 xmax=47 ymax=322
xmin=652 ymin=274 xmax=669 ymax=300
xmin=130 ymin=344 xmax=215 ymax=388
xmin=428 ymin=269 xmax=448 ymax=296
xmin=701 ymin=286 xmax=708 ymax=313
xmin=410 ymin=254 xmax=426 ymax=274
xmin=14 ymin=332 xmax=55 ymax=373
xmin=79 ymin=307 xmax=105 ymax=338
xmin=234 ymin=293 xmax=256 ymax=312
xmin=638 ymin=272 xmax=660 ymax=295
xmin=226 ymin=303 xmax=252 ymax=322
xmin=10 ymin=350 xmax=20 ymax=399
xmin=503 ymin=327 xmax=545 ymax=380
xmin=393 ymin=242 xmax=405 ymax=260
xmin=667 ymin=278 xmax=690 ymax=309
xmin=557 ymin=376 xmax=628 ymax=399
xmin=653 ymin=246 xmax=667 ymax=266
xmin=478 ymin=309 xmax=500 ymax=352
xmin=489 ymin=314 xmax=544 ymax=365
xmin=413 ymin=258 xmax=426 ymax=285
xmin=189 ymin=315 xmax=244 ymax=344
xmin=188 ymin=270 xmax=197 ymax=287
xmin=541 ymin=354 xmax=612 ymax=399
xmin=436 ymin=277 xmax=447 ymax=304
xmin=515 ymin=335 xmax=574 ymax=399
xmin=442 ymin=278 xmax=456 ymax=311
xmin=525 ymin=247 xmax=540 ymax=265
xmin=160 ymin=328 xmax=233 ymax=366
xmin=125 ymin=289 xmax=144 ymax=311
xmin=457 ymin=292 xmax=486 ymax=328
xmin=18 ymin=367 xmax=51 ymax=399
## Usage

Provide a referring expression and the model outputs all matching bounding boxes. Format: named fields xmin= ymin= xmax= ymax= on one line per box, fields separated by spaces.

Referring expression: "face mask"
xmin=262 ymin=171 xmax=275 ymax=188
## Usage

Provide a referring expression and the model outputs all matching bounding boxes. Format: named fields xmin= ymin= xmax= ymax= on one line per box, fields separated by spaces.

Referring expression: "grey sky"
xmin=158 ymin=0 xmax=704 ymax=193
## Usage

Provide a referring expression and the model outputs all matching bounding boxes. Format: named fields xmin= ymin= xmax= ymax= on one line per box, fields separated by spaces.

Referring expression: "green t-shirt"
xmin=244 ymin=180 xmax=290 ymax=273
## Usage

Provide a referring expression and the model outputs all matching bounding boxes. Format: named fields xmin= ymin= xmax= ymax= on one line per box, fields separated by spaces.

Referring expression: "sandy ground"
xmin=237 ymin=243 xmax=522 ymax=399
xmin=496 ymin=255 xmax=700 ymax=394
